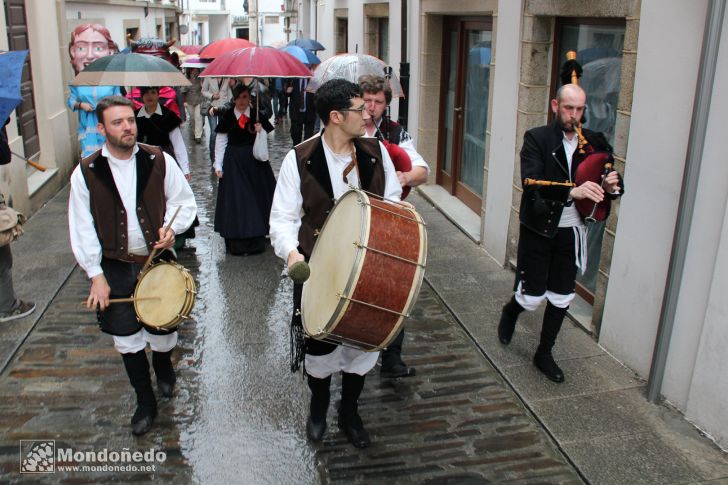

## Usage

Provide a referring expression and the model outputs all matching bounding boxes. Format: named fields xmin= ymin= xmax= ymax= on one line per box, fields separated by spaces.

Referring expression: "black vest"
xmin=294 ymin=135 xmax=385 ymax=257
xmin=80 ymin=144 xmax=166 ymax=260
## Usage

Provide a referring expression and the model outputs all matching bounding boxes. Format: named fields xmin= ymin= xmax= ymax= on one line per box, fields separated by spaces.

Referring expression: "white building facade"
xmin=302 ymin=0 xmax=728 ymax=449
xmin=178 ymin=0 xmax=233 ymax=45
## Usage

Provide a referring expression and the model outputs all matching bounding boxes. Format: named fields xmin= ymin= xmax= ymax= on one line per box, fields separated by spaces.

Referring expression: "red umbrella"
xmin=199 ymin=46 xmax=312 ymax=78
xmin=199 ymin=38 xmax=256 ymax=59
xmin=200 ymin=47 xmax=312 ymax=119
xmin=180 ymin=45 xmax=203 ymax=55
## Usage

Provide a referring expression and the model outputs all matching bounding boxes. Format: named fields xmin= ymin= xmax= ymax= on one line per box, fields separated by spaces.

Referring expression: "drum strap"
xmin=290 ymin=283 xmax=307 ymax=374
xmin=341 ymin=151 xmax=359 ymax=185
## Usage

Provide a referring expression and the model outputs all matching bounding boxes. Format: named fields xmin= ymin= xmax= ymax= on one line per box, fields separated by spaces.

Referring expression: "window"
xmin=553 ymin=19 xmax=626 ymax=298
xmin=377 ymin=18 xmax=389 ymax=63
xmin=553 ymin=20 xmax=625 ymax=146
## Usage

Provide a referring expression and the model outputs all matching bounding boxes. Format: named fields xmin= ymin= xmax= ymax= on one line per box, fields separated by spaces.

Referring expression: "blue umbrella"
xmin=281 ymin=46 xmax=320 ymax=66
xmin=287 ymin=38 xmax=325 ymax=52
xmin=0 ymin=50 xmax=28 ymax=124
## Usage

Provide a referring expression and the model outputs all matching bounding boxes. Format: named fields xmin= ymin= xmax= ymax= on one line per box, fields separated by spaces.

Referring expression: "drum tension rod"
xmin=337 ymin=293 xmax=408 ymax=317
xmin=359 ymin=202 xmax=426 ymax=225
xmin=321 ymin=335 xmax=380 ymax=352
xmin=353 ymin=242 xmax=424 ymax=267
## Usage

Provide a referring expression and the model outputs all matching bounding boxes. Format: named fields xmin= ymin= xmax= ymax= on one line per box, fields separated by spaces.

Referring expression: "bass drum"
xmin=301 ymin=189 xmax=427 ymax=351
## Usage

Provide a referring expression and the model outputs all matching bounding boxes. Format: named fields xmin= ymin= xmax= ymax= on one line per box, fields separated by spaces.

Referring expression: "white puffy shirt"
xmin=68 ymin=144 xmax=197 ymax=278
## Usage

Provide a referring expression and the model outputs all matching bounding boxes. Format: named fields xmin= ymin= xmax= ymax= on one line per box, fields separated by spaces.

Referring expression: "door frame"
xmin=436 ymin=16 xmax=492 ymax=213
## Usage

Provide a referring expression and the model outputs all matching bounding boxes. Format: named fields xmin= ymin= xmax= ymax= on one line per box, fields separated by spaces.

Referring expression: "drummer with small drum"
xmin=69 ymin=95 xmax=197 ymax=436
xmin=270 ymin=79 xmax=402 ymax=448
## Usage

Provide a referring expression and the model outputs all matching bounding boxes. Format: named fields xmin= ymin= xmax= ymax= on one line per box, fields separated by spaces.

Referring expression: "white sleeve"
xmin=162 ymin=152 xmax=197 ymax=235
xmin=269 ymin=150 xmax=304 ymax=261
xmin=68 ymin=165 xmax=104 ymax=278
xmin=214 ymin=132 xmax=228 ymax=172
xmin=379 ymin=141 xmax=404 ymax=202
xmin=399 ymin=137 xmax=430 ymax=174
xmin=169 ymin=127 xmax=190 ymax=175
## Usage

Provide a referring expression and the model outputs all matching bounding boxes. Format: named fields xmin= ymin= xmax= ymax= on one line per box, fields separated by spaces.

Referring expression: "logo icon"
xmin=20 ymin=440 xmax=55 ymax=473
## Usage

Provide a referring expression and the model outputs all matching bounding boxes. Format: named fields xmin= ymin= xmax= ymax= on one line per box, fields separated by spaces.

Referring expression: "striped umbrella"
xmin=72 ymin=53 xmax=190 ymax=87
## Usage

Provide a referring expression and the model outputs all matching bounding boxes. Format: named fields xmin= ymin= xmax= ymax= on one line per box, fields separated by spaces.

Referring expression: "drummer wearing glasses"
xmin=68 ymin=95 xmax=197 ymax=436
xmin=270 ymin=79 xmax=402 ymax=448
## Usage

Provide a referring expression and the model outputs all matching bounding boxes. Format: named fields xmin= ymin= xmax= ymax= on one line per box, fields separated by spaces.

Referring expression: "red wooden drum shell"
xmin=301 ymin=189 xmax=427 ymax=351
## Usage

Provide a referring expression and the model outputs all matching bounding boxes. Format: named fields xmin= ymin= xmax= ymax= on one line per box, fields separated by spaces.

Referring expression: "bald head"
xmin=556 ymin=83 xmax=586 ymax=102
xmin=551 ymin=84 xmax=586 ymax=134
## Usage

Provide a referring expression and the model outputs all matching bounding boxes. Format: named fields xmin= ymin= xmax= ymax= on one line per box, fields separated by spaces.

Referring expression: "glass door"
xmin=437 ymin=18 xmax=492 ymax=213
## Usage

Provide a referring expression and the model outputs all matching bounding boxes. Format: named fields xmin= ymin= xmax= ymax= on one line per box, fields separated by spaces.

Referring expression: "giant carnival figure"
xmin=127 ymin=37 xmax=184 ymax=120
xmin=67 ymin=24 xmax=121 ymax=158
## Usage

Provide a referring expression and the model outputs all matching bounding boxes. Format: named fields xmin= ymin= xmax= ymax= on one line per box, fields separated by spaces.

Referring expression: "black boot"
xmin=381 ymin=329 xmax=415 ymax=378
xmin=121 ymin=350 xmax=157 ymax=435
xmin=152 ymin=349 xmax=176 ymax=398
xmin=533 ymin=302 xmax=566 ymax=383
xmin=306 ymin=374 xmax=331 ymax=442
xmin=498 ymin=295 xmax=524 ymax=345
xmin=338 ymin=373 xmax=371 ymax=448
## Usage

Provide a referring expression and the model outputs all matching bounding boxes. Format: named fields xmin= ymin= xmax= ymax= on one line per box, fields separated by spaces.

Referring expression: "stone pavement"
xmin=414 ymin=192 xmax=728 ymax=485
xmin=0 ymin=118 xmax=725 ymax=484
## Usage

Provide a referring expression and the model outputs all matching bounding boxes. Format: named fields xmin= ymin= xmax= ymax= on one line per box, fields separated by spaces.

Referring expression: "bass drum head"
xmin=134 ymin=262 xmax=189 ymax=328
xmin=302 ymin=190 xmax=366 ymax=337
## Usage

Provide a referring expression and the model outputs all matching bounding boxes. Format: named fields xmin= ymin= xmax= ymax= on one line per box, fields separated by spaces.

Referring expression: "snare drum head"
xmin=134 ymin=262 xmax=190 ymax=328
xmin=302 ymin=190 xmax=366 ymax=337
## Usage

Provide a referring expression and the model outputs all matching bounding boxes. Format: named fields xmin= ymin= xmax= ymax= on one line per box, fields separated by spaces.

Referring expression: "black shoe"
xmin=157 ymin=379 xmax=175 ymax=398
xmin=533 ymin=349 xmax=564 ymax=383
xmin=306 ymin=415 xmax=327 ymax=442
xmin=498 ymin=300 xmax=521 ymax=345
xmin=380 ymin=363 xmax=416 ymax=378
xmin=337 ymin=413 xmax=371 ymax=448
xmin=131 ymin=406 xmax=157 ymax=436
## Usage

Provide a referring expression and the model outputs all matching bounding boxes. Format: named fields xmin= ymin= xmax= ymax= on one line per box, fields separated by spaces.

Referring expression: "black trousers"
xmin=515 ymin=226 xmax=578 ymax=297
xmin=290 ymin=119 xmax=316 ymax=146
xmin=98 ymin=255 xmax=177 ymax=336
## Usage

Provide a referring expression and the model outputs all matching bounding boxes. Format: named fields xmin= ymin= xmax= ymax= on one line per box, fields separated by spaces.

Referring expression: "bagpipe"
xmin=565 ymin=51 xmax=616 ymax=223
xmin=525 ymin=51 xmax=618 ymax=223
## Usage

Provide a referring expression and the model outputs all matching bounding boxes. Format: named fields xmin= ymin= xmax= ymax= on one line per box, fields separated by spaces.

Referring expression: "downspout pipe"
xmin=647 ymin=0 xmax=726 ymax=402
xmin=398 ymin=0 xmax=409 ymax=129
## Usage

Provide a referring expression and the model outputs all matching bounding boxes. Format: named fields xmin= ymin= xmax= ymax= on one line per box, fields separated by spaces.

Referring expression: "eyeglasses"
xmin=338 ymin=105 xmax=366 ymax=114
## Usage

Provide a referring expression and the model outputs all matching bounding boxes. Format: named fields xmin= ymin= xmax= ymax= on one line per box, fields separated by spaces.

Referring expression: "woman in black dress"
xmin=213 ymin=83 xmax=276 ymax=255
xmin=135 ymin=86 xmax=190 ymax=179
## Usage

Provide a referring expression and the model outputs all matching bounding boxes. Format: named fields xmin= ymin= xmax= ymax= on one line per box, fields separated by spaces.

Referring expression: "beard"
xmin=557 ymin=114 xmax=577 ymax=133
xmin=106 ymin=131 xmax=137 ymax=151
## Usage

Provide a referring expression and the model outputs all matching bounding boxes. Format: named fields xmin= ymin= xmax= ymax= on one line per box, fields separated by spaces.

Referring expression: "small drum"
xmin=134 ymin=261 xmax=196 ymax=330
xmin=301 ymin=189 xmax=427 ymax=351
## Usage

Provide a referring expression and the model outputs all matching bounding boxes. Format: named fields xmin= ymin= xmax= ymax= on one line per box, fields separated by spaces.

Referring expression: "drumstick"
xmin=79 ymin=296 xmax=161 ymax=307
xmin=108 ymin=297 xmax=161 ymax=304
xmin=140 ymin=206 xmax=182 ymax=275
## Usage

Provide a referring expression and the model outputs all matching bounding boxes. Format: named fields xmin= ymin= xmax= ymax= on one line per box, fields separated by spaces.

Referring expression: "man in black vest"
xmin=68 ymin=95 xmax=196 ymax=435
xmin=270 ymin=79 xmax=402 ymax=448
xmin=497 ymin=84 xmax=623 ymax=383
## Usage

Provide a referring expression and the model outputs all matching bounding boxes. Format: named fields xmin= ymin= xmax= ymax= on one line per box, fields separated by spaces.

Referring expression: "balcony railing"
xmin=232 ymin=15 xmax=249 ymax=26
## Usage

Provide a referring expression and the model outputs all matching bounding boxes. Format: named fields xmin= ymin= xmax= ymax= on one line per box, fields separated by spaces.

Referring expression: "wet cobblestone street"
xmin=0 ymin=119 xmax=581 ymax=484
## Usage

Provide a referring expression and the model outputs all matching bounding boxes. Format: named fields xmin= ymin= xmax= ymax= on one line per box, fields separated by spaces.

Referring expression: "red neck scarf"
xmin=238 ymin=112 xmax=250 ymax=130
